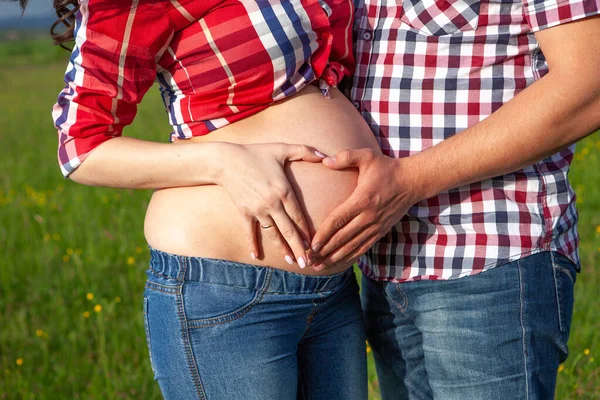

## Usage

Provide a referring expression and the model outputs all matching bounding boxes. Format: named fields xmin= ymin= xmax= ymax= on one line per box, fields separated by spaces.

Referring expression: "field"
xmin=0 ymin=39 xmax=598 ymax=399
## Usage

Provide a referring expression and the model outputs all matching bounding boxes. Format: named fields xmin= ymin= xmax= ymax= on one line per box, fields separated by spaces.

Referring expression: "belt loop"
xmin=177 ymin=255 xmax=189 ymax=283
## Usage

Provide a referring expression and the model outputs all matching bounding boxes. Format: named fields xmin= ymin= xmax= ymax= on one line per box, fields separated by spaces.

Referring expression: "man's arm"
xmin=309 ymin=16 xmax=600 ymax=270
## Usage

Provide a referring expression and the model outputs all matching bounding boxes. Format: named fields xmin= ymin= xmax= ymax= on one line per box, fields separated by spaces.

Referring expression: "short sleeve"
xmin=522 ymin=0 xmax=600 ymax=32
xmin=52 ymin=0 xmax=174 ymax=177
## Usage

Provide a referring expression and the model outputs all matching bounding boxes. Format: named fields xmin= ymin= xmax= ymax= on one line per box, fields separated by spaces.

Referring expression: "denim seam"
xmin=393 ymin=283 xmax=409 ymax=313
xmin=176 ymin=259 xmax=206 ymax=400
xmin=550 ymin=253 xmax=566 ymax=333
xmin=553 ymin=264 xmax=574 ymax=285
xmin=147 ymin=269 xmax=179 ymax=281
xmin=145 ymin=281 xmax=179 ymax=294
xmin=517 ymin=260 xmax=530 ymax=400
xmin=302 ymin=294 xmax=323 ymax=337
xmin=143 ymin=298 xmax=156 ymax=376
xmin=188 ymin=269 xmax=273 ymax=329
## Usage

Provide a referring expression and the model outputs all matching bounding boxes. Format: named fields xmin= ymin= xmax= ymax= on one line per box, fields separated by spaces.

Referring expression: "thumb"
xmin=322 ymin=149 xmax=364 ymax=170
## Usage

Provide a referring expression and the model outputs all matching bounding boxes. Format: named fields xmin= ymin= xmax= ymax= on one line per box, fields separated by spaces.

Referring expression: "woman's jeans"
xmin=362 ymin=251 xmax=577 ymax=400
xmin=143 ymin=248 xmax=367 ymax=400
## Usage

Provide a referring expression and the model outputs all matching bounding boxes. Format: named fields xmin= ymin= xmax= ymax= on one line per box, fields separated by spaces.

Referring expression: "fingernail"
xmin=298 ymin=257 xmax=306 ymax=269
xmin=250 ymin=252 xmax=257 ymax=260
xmin=303 ymin=241 xmax=309 ymax=250
xmin=285 ymin=255 xmax=294 ymax=265
xmin=312 ymin=243 xmax=322 ymax=252
xmin=314 ymin=263 xmax=324 ymax=270
xmin=324 ymin=156 xmax=336 ymax=163
xmin=314 ymin=150 xmax=327 ymax=158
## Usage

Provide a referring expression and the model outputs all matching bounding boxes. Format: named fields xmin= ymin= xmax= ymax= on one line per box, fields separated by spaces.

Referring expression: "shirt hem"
xmin=359 ymin=246 xmax=580 ymax=283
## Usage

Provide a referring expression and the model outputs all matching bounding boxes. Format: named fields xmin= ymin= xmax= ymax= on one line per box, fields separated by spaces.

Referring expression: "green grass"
xmin=0 ymin=47 xmax=598 ymax=399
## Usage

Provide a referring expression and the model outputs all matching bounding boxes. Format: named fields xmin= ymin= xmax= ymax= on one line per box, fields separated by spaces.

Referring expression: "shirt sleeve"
xmin=523 ymin=0 xmax=600 ymax=32
xmin=52 ymin=0 xmax=174 ymax=178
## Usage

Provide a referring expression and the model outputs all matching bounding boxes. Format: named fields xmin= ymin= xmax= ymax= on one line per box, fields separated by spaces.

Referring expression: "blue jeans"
xmin=143 ymin=248 xmax=367 ymax=400
xmin=362 ymin=251 xmax=577 ymax=400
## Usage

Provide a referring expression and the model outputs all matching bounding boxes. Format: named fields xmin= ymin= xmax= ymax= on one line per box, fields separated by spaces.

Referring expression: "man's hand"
xmin=309 ymin=149 xmax=424 ymax=271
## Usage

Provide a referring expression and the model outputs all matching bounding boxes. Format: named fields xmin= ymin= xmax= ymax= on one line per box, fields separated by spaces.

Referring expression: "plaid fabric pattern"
xmin=52 ymin=0 xmax=354 ymax=177
xmin=352 ymin=0 xmax=600 ymax=282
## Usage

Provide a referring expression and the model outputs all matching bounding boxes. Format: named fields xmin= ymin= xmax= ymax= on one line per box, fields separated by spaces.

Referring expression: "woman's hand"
xmin=217 ymin=142 xmax=327 ymax=268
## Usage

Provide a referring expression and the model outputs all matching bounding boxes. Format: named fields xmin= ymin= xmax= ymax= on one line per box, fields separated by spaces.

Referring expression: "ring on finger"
xmin=260 ymin=223 xmax=274 ymax=229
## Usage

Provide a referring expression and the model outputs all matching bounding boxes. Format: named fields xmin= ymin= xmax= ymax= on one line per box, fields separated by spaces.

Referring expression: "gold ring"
xmin=260 ymin=224 xmax=274 ymax=229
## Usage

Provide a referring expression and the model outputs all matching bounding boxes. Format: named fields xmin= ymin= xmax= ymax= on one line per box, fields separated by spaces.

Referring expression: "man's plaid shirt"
xmin=351 ymin=0 xmax=600 ymax=282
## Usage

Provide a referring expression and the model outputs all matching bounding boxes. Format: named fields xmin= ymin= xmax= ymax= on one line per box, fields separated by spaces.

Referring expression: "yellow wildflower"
xmin=83 ymin=311 xmax=90 ymax=318
xmin=584 ymin=348 xmax=590 ymax=356
xmin=52 ymin=233 xmax=61 ymax=241
xmin=115 ymin=297 xmax=122 ymax=303
xmin=127 ymin=257 xmax=135 ymax=265
xmin=66 ymin=248 xmax=74 ymax=255
xmin=43 ymin=233 xmax=51 ymax=241
xmin=36 ymin=329 xmax=43 ymax=337
xmin=16 ymin=359 xmax=23 ymax=366
xmin=135 ymin=247 xmax=142 ymax=254
xmin=86 ymin=293 xmax=94 ymax=301
xmin=94 ymin=304 xmax=102 ymax=313
xmin=558 ymin=364 xmax=564 ymax=372
xmin=62 ymin=255 xmax=70 ymax=262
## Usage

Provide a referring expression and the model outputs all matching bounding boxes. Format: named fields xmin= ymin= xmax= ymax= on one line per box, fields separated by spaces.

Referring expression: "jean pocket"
xmin=184 ymin=281 xmax=266 ymax=329
xmin=400 ymin=0 xmax=480 ymax=36
xmin=551 ymin=253 xmax=576 ymax=336
xmin=143 ymin=297 xmax=157 ymax=377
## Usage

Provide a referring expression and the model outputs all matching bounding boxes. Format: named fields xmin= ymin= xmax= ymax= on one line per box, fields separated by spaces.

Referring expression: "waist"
xmin=148 ymin=247 xmax=354 ymax=294
xmin=144 ymin=85 xmax=380 ymax=275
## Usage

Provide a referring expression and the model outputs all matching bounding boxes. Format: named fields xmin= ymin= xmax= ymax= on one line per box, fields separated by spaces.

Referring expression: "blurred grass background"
xmin=0 ymin=38 xmax=598 ymax=399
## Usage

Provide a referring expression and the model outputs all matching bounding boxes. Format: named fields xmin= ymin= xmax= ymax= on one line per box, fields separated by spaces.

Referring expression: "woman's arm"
xmin=53 ymin=0 xmax=319 ymax=267
xmin=70 ymin=136 xmax=324 ymax=266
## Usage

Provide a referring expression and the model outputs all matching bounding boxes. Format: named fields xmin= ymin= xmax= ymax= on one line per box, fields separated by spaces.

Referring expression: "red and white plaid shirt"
xmin=52 ymin=0 xmax=354 ymax=177
xmin=351 ymin=0 xmax=600 ymax=282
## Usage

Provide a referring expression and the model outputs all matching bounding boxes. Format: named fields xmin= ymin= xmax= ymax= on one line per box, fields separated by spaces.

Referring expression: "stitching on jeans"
xmin=176 ymin=258 xmax=207 ymax=399
xmin=551 ymin=253 xmax=566 ymax=333
xmin=300 ymin=272 xmax=352 ymax=338
xmin=147 ymin=268 xmax=179 ymax=281
xmin=393 ymin=283 xmax=409 ymax=313
xmin=145 ymin=281 xmax=178 ymax=294
xmin=188 ymin=269 xmax=274 ymax=329
xmin=302 ymin=293 xmax=323 ymax=338
xmin=517 ymin=259 xmax=530 ymax=400
xmin=553 ymin=264 xmax=574 ymax=285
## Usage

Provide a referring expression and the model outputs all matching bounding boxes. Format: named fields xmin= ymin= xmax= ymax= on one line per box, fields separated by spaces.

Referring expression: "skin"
xmin=308 ymin=16 xmax=600 ymax=270
xmin=70 ymin=139 xmax=327 ymax=267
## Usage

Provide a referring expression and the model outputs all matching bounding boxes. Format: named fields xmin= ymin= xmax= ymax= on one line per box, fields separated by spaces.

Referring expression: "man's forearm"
xmin=405 ymin=70 xmax=600 ymax=201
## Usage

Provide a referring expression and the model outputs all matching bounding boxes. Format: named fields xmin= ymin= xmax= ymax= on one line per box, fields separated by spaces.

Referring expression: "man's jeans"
xmin=362 ymin=251 xmax=577 ymax=400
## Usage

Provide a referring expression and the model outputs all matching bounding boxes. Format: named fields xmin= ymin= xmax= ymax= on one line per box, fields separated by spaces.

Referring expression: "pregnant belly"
xmin=144 ymin=85 xmax=381 ymax=275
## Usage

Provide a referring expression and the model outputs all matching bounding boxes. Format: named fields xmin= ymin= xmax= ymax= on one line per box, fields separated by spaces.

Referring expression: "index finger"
xmin=310 ymin=197 xmax=359 ymax=254
xmin=281 ymin=189 xmax=311 ymax=250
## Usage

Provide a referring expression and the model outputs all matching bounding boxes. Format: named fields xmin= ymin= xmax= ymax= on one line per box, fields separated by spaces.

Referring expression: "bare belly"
xmin=144 ymin=85 xmax=381 ymax=275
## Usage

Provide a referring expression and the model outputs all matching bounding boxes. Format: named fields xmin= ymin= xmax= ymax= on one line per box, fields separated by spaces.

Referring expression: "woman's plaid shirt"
xmin=351 ymin=0 xmax=600 ymax=282
xmin=52 ymin=0 xmax=354 ymax=177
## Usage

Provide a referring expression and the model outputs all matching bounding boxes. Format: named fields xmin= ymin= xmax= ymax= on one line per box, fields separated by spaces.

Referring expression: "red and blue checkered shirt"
xmin=352 ymin=0 xmax=600 ymax=282
xmin=52 ymin=0 xmax=354 ymax=177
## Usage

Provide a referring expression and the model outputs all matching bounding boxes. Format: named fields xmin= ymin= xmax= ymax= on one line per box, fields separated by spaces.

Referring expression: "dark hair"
xmin=17 ymin=0 xmax=80 ymax=50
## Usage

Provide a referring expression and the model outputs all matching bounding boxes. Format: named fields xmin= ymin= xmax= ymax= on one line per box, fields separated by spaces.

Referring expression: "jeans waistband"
xmin=148 ymin=247 xmax=353 ymax=294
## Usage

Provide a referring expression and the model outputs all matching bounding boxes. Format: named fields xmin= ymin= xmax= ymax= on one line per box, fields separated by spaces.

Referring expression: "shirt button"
xmin=353 ymin=101 xmax=361 ymax=110
xmin=363 ymin=31 xmax=372 ymax=41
